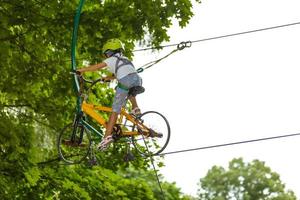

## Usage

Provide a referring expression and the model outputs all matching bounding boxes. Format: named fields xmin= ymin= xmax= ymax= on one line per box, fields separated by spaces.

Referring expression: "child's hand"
xmin=102 ymin=75 xmax=115 ymax=82
xmin=101 ymin=77 xmax=111 ymax=82
xmin=75 ymin=70 xmax=82 ymax=75
xmin=70 ymin=70 xmax=82 ymax=75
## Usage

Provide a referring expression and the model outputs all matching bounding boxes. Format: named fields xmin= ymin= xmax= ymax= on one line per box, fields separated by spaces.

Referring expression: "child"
xmin=77 ymin=38 xmax=143 ymax=150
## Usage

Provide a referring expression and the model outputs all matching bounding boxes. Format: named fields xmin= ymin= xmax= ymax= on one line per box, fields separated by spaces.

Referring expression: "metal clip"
xmin=137 ymin=68 xmax=144 ymax=73
xmin=177 ymin=41 xmax=192 ymax=50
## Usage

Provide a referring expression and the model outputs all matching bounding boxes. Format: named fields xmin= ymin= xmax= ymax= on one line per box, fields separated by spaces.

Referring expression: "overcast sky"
xmin=134 ymin=0 xmax=300 ymax=197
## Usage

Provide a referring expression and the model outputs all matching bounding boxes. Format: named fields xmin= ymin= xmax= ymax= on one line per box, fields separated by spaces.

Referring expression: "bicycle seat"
xmin=128 ymin=86 xmax=145 ymax=97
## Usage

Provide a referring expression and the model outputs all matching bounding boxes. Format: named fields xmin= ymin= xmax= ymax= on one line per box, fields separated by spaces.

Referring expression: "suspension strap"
xmin=149 ymin=155 xmax=166 ymax=200
xmin=141 ymin=135 xmax=166 ymax=199
xmin=137 ymin=41 xmax=191 ymax=73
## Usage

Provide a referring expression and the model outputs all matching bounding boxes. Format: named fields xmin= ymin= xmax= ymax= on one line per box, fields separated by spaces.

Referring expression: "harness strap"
xmin=112 ymin=55 xmax=138 ymax=92
xmin=113 ymin=55 xmax=135 ymax=76
xmin=116 ymin=82 xmax=129 ymax=91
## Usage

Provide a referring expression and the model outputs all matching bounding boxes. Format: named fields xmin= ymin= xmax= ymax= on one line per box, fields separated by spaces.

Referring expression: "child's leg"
xmin=129 ymin=96 xmax=138 ymax=109
xmin=104 ymin=112 xmax=118 ymax=138
xmin=98 ymin=90 xmax=125 ymax=150
xmin=129 ymin=96 xmax=141 ymax=115
xmin=104 ymin=87 xmax=127 ymax=138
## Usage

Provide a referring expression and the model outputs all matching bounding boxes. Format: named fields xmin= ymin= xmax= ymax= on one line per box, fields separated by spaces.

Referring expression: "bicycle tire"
xmin=131 ymin=111 xmax=170 ymax=156
xmin=57 ymin=123 xmax=91 ymax=164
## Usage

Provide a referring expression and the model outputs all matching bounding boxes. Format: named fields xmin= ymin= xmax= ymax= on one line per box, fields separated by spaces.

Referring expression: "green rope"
xmin=71 ymin=0 xmax=85 ymax=112
xmin=71 ymin=0 xmax=85 ymax=93
xmin=137 ymin=41 xmax=191 ymax=73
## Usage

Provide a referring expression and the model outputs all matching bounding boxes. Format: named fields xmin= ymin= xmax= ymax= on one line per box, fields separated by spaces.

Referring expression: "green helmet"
xmin=102 ymin=38 xmax=124 ymax=54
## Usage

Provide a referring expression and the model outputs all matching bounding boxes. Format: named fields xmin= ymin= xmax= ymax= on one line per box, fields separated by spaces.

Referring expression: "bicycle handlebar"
xmin=70 ymin=71 xmax=111 ymax=94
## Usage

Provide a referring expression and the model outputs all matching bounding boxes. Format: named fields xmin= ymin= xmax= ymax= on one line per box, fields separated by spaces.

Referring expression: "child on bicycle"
xmin=77 ymin=39 xmax=143 ymax=150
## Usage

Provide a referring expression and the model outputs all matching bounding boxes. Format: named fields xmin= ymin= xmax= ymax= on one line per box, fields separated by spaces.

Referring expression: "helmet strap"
xmin=104 ymin=50 xmax=115 ymax=57
xmin=104 ymin=49 xmax=122 ymax=58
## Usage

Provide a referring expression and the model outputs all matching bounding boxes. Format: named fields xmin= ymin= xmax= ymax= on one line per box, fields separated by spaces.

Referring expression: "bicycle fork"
xmin=71 ymin=112 xmax=85 ymax=144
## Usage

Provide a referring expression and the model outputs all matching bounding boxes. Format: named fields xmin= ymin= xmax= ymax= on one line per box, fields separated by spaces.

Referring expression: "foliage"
xmin=197 ymin=158 xmax=297 ymax=200
xmin=1 ymin=164 xmax=154 ymax=199
xmin=119 ymin=167 xmax=192 ymax=200
xmin=0 ymin=0 xmax=200 ymax=199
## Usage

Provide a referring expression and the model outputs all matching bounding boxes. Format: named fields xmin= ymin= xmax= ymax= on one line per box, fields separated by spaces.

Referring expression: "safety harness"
xmin=112 ymin=55 xmax=136 ymax=91
xmin=113 ymin=55 xmax=135 ymax=76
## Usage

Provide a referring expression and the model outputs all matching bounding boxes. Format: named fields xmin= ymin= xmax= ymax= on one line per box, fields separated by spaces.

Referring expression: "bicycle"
xmin=57 ymin=74 xmax=171 ymax=164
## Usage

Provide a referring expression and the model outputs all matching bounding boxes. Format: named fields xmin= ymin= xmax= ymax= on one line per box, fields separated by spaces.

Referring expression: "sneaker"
xmin=97 ymin=135 xmax=114 ymax=151
xmin=131 ymin=107 xmax=141 ymax=116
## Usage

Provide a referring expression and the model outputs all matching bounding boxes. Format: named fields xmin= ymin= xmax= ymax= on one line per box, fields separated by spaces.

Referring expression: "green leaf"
xmin=24 ymin=167 xmax=41 ymax=187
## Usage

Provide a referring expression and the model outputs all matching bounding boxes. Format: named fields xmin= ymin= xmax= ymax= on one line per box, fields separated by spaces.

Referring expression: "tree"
xmin=1 ymin=0 xmax=201 ymax=198
xmin=197 ymin=158 xmax=297 ymax=200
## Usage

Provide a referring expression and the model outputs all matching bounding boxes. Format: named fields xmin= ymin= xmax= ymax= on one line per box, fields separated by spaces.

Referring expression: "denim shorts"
xmin=112 ymin=73 xmax=142 ymax=113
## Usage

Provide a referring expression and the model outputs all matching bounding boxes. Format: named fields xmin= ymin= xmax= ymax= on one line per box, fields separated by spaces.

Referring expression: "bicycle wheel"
xmin=57 ymin=123 xmax=91 ymax=164
xmin=131 ymin=111 xmax=170 ymax=156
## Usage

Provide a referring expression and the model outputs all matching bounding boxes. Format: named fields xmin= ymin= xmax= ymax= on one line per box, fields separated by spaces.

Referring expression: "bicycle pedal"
xmin=123 ymin=152 xmax=135 ymax=162
xmin=112 ymin=133 xmax=121 ymax=141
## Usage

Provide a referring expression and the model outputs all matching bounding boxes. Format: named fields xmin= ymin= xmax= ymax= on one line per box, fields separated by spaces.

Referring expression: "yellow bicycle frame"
xmin=81 ymin=101 xmax=149 ymax=137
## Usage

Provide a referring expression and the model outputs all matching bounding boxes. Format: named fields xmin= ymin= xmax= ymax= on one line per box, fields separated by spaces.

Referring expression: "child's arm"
xmin=77 ymin=62 xmax=107 ymax=73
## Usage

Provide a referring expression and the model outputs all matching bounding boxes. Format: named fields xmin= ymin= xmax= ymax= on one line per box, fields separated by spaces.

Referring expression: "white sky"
xmin=134 ymin=0 xmax=300 ymax=197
